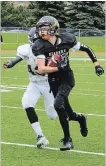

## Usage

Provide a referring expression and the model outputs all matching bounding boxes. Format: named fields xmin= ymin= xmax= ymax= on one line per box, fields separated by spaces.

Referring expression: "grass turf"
xmin=1 ymin=32 xmax=105 ymax=52
xmin=1 ymin=49 xmax=105 ymax=166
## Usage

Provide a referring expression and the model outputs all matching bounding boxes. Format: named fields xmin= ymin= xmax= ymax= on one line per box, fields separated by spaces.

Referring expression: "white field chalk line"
xmin=1 ymin=85 xmax=105 ymax=97
xmin=1 ymin=79 xmax=104 ymax=85
xmin=2 ymin=73 xmax=104 ymax=76
xmin=1 ymin=85 xmax=26 ymax=90
xmin=1 ymin=56 xmax=106 ymax=61
xmin=1 ymin=90 xmax=12 ymax=92
xmin=1 ymin=85 xmax=103 ymax=92
xmin=1 ymin=105 xmax=105 ymax=117
xmin=1 ymin=141 xmax=105 ymax=156
xmin=2 ymin=72 xmax=105 ymax=77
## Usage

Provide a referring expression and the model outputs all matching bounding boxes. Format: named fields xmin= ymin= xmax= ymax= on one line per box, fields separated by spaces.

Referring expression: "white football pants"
xmin=22 ymin=80 xmax=57 ymax=120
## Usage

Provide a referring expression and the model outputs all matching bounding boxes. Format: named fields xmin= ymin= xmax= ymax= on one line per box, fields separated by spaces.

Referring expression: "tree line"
xmin=1 ymin=1 xmax=105 ymax=30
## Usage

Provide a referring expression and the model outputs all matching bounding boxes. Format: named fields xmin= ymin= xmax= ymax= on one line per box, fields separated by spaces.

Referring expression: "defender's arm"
xmin=3 ymin=56 xmax=23 ymax=69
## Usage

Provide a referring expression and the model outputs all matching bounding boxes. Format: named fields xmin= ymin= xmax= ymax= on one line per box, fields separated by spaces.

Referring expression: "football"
xmin=47 ymin=54 xmax=61 ymax=67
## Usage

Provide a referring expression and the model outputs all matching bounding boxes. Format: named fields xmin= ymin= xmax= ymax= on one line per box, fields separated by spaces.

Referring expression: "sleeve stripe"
xmin=37 ymin=55 xmax=45 ymax=59
xmin=81 ymin=44 xmax=96 ymax=58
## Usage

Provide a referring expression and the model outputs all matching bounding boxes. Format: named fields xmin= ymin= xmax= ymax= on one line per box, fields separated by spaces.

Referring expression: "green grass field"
xmin=1 ymin=32 xmax=105 ymax=52
xmin=1 ymin=33 xmax=105 ymax=166
xmin=1 ymin=50 xmax=105 ymax=166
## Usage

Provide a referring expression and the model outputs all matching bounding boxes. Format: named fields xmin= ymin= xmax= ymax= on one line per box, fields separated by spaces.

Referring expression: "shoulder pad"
xmin=60 ymin=32 xmax=77 ymax=47
xmin=17 ymin=44 xmax=30 ymax=56
xmin=32 ymin=39 xmax=45 ymax=56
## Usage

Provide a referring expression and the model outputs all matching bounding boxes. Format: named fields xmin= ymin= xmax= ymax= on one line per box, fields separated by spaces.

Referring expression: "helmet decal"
xmin=36 ymin=16 xmax=60 ymax=39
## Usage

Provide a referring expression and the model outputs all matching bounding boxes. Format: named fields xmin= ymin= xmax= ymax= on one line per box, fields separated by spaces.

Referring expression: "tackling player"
xmin=32 ymin=16 xmax=104 ymax=151
xmin=3 ymin=27 xmax=57 ymax=148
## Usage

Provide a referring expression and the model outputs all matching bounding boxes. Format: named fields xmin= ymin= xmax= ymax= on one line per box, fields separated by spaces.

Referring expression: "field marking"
xmin=1 ymin=85 xmax=105 ymax=97
xmin=1 ymin=105 xmax=105 ymax=117
xmin=1 ymin=85 xmax=27 ymax=88
xmin=2 ymin=73 xmax=104 ymax=77
xmin=2 ymin=77 xmax=28 ymax=80
xmin=1 ymin=141 xmax=105 ymax=156
xmin=71 ymin=92 xmax=104 ymax=97
xmin=1 ymin=85 xmax=104 ymax=93
xmin=1 ymin=90 xmax=12 ymax=92
xmin=1 ymin=56 xmax=106 ymax=61
xmin=1 ymin=85 xmax=26 ymax=90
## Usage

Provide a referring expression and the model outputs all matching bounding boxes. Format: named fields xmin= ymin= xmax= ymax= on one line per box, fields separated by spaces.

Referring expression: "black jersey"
xmin=32 ymin=32 xmax=77 ymax=82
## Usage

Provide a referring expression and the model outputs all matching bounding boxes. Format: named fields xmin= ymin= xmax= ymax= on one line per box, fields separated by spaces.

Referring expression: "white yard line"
xmin=1 ymin=57 xmax=105 ymax=157
xmin=2 ymin=77 xmax=28 ymax=80
xmin=1 ymin=141 xmax=105 ymax=156
xmin=1 ymin=56 xmax=106 ymax=61
xmin=1 ymin=90 xmax=12 ymax=92
xmin=71 ymin=92 xmax=104 ymax=97
xmin=1 ymin=105 xmax=105 ymax=117
xmin=1 ymin=85 xmax=26 ymax=90
xmin=1 ymin=85 xmax=27 ymax=88
xmin=1 ymin=85 xmax=105 ymax=96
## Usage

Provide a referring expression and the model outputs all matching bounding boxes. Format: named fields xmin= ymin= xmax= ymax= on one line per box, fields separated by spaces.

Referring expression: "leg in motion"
xmin=65 ymin=98 xmax=88 ymax=137
xmin=25 ymin=107 xmax=49 ymax=148
xmin=54 ymin=94 xmax=74 ymax=151
xmin=22 ymin=82 xmax=49 ymax=148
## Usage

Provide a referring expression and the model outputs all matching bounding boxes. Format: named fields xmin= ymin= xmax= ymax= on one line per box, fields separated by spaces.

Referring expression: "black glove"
xmin=95 ymin=65 xmax=104 ymax=76
xmin=57 ymin=60 xmax=68 ymax=72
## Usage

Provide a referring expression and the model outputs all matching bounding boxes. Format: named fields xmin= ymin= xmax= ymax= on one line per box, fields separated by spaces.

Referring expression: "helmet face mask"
xmin=28 ymin=27 xmax=37 ymax=45
xmin=38 ymin=25 xmax=51 ymax=40
xmin=36 ymin=16 xmax=59 ymax=40
xmin=28 ymin=34 xmax=37 ymax=45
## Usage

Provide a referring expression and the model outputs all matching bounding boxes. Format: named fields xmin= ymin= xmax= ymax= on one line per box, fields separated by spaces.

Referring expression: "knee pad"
xmin=54 ymin=95 xmax=65 ymax=110
xmin=46 ymin=105 xmax=57 ymax=120
xmin=22 ymin=95 xmax=34 ymax=109
xmin=54 ymin=95 xmax=68 ymax=120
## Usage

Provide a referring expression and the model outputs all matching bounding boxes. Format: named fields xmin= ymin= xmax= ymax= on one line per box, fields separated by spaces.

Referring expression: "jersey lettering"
xmin=49 ymin=49 xmax=67 ymax=57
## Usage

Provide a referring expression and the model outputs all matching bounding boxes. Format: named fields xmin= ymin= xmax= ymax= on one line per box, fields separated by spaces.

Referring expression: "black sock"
xmin=65 ymin=99 xmax=81 ymax=121
xmin=25 ymin=107 xmax=38 ymax=124
xmin=56 ymin=107 xmax=70 ymax=139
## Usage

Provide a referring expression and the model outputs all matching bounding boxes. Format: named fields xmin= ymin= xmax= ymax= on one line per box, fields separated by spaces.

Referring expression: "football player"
xmin=3 ymin=27 xmax=57 ymax=148
xmin=32 ymin=16 xmax=104 ymax=151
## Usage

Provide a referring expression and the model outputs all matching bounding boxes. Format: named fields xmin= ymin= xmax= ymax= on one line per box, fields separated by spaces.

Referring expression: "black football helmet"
xmin=28 ymin=27 xmax=37 ymax=45
xmin=36 ymin=16 xmax=60 ymax=36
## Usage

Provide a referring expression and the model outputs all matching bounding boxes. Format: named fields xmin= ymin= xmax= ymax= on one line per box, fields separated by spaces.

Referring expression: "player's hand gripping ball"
xmin=47 ymin=54 xmax=62 ymax=67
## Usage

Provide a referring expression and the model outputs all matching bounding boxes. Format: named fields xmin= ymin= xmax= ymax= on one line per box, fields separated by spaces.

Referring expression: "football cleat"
xmin=78 ymin=114 xmax=88 ymax=137
xmin=60 ymin=138 xmax=74 ymax=151
xmin=37 ymin=135 xmax=49 ymax=148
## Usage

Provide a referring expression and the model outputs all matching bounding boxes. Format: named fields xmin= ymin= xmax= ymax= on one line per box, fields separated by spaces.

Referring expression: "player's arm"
xmin=32 ymin=41 xmax=58 ymax=74
xmin=72 ymin=42 xmax=104 ymax=76
xmin=3 ymin=56 xmax=23 ymax=69
xmin=3 ymin=44 xmax=27 ymax=69
xmin=36 ymin=55 xmax=58 ymax=74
